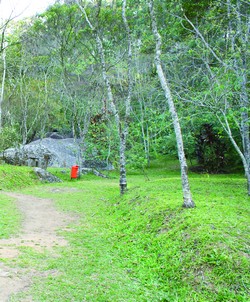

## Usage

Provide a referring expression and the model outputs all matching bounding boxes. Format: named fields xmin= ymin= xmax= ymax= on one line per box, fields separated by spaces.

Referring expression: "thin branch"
xmin=183 ymin=14 xmax=229 ymax=69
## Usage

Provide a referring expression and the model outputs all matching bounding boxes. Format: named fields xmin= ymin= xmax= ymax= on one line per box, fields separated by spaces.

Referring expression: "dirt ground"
xmin=0 ymin=192 xmax=76 ymax=301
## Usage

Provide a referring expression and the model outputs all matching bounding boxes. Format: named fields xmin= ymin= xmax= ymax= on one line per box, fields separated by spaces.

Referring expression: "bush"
xmin=195 ymin=123 xmax=239 ymax=173
xmin=0 ymin=126 xmax=19 ymax=152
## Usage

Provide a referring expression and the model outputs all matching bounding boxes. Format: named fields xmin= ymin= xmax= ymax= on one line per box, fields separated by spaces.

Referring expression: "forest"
xmin=0 ymin=0 xmax=249 ymax=198
xmin=0 ymin=1 xmax=249 ymax=301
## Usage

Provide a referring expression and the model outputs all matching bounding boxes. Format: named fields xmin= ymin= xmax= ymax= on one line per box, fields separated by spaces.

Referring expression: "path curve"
xmin=0 ymin=191 xmax=76 ymax=301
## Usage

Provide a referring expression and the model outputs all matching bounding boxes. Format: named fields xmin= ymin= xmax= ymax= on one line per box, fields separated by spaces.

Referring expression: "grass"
xmin=0 ymin=164 xmax=39 ymax=190
xmin=0 ymin=194 xmax=21 ymax=239
xmin=0 ymin=164 xmax=39 ymax=239
xmin=0 ymin=157 xmax=249 ymax=301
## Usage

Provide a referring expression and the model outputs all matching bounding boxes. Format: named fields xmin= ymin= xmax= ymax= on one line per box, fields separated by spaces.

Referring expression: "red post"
xmin=71 ymin=165 xmax=79 ymax=179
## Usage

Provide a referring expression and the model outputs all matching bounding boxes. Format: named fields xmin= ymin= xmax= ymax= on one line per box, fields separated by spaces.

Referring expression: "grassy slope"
xmin=0 ymin=164 xmax=39 ymax=191
xmin=0 ymin=165 xmax=39 ymax=239
xmin=0 ymin=194 xmax=21 ymax=239
xmin=1 ymin=159 xmax=249 ymax=301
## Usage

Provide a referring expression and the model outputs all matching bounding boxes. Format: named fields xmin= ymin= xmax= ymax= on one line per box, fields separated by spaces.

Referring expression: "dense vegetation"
xmin=0 ymin=0 xmax=249 ymax=194
xmin=0 ymin=0 xmax=250 ymax=302
xmin=0 ymin=160 xmax=249 ymax=301
xmin=0 ymin=1 xmax=249 ymax=298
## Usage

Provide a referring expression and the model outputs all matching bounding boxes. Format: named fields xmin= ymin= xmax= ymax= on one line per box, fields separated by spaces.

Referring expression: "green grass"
xmin=0 ymin=164 xmax=39 ymax=190
xmin=0 ymin=164 xmax=39 ymax=239
xmin=0 ymin=194 xmax=21 ymax=239
xmin=1 ymin=158 xmax=249 ymax=301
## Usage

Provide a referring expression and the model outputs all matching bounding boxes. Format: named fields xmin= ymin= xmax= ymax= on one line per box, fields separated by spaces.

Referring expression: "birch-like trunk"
xmin=189 ymin=0 xmax=250 ymax=195
xmin=236 ymin=0 xmax=250 ymax=195
xmin=148 ymin=0 xmax=195 ymax=208
xmin=239 ymin=77 xmax=250 ymax=195
xmin=77 ymin=0 xmax=132 ymax=194
xmin=119 ymin=0 xmax=132 ymax=194
xmin=217 ymin=113 xmax=250 ymax=196
xmin=0 ymin=45 xmax=6 ymax=131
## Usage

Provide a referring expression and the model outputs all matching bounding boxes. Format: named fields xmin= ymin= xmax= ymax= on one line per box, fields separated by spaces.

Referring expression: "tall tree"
xmin=0 ymin=40 xmax=6 ymax=130
xmin=181 ymin=0 xmax=250 ymax=195
xmin=77 ymin=0 xmax=133 ymax=194
xmin=0 ymin=17 xmax=10 ymax=131
xmin=148 ymin=0 xmax=195 ymax=208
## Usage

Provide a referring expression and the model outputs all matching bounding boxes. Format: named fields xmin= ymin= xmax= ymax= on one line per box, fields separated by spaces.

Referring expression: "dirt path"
xmin=0 ymin=192 xmax=76 ymax=301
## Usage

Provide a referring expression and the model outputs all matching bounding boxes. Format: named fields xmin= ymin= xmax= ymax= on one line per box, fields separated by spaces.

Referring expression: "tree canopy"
xmin=0 ymin=0 xmax=249 ymax=195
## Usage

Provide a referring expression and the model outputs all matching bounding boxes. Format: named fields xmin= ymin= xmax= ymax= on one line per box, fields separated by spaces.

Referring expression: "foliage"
xmin=0 ymin=0 xmax=249 ymax=297
xmin=195 ymin=123 xmax=238 ymax=173
xmin=0 ymin=0 xmax=249 ymax=183
xmin=0 ymin=126 xmax=19 ymax=152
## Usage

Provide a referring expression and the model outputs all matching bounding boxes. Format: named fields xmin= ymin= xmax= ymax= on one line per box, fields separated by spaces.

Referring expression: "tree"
xmin=148 ymin=0 xmax=195 ymax=208
xmin=179 ymin=0 xmax=250 ymax=195
xmin=0 ymin=2 xmax=23 ymax=131
xmin=77 ymin=0 xmax=133 ymax=194
xmin=0 ymin=17 xmax=10 ymax=130
xmin=0 ymin=40 xmax=6 ymax=130
xmin=19 ymin=4 xmax=99 ymax=145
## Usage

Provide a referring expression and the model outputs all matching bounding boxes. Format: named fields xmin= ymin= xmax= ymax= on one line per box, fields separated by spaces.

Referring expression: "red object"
xmin=71 ymin=165 xmax=79 ymax=179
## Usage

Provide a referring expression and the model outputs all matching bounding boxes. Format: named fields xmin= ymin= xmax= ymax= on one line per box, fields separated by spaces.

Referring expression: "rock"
xmin=1 ymin=145 xmax=52 ymax=169
xmin=81 ymin=168 xmax=109 ymax=178
xmin=1 ymin=138 xmax=81 ymax=168
xmin=45 ymin=131 xmax=73 ymax=139
xmin=49 ymin=133 xmax=64 ymax=139
xmin=34 ymin=168 xmax=62 ymax=183
xmin=83 ymin=159 xmax=114 ymax=171
xmin=1 ymin=138 xmax=114 ymax=170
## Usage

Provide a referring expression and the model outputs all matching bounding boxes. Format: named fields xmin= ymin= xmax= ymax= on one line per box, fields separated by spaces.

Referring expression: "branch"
xmin=76 ymin=0 xmax=95 ymax=31
xmin=122 ymin=0 xmax=132 ymax=119
xmin=216 ymin=111 xmax=247 ymax=168
xmin=182 ymin=14 xmax=229 ymax=69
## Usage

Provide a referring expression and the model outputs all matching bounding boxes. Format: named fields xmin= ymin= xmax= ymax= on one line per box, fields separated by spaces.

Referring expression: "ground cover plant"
xmin=0 ymin=157 xmax=249 ymax=301
xmin=0 ymin=194 xmax=20 ymax=239
xmin=0 ymin=165 xmax=38 ymax=239
xmin=0 ymin=164 xmax=39 ymax=191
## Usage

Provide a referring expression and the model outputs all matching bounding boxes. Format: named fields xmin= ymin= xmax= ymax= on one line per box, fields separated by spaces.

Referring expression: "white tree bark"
xmin=0 ymin=44 xmax=6 ymax=130
xmin=148 ymin=0 xmax=195 ymax=208
xmin=1 ymin=15 xmax=13 ymax=131
xmin=217 ymin=112 xmax=250 ymax=195
xmin=235 ymin=0 xmax=250 ymax=195
xmin=18 ymin=64 xmax=41 ymax=144
xmin=77 ymin=0 xmax=132 ymax=194
xmin=119 ymin=0 xmax=132 ymax=194
xmin=185 ymin=0 xmax=249 ymax=195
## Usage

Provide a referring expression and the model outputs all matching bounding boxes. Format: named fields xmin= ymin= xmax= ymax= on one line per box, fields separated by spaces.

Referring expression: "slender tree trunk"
xmin=232 ymin=0 xmax=250 ymax=195
xmin=239 ymin=77 xmax=250 ymax=195
xmin=20 ymin=79 xmax=28 ymax=145
xmin=18 ymin=64 xmax=40 ymax=144
xmin=1 ymin=18 xmax=12 ymax=131
xmin=217 ymin=112 xmax=250 ymax=195
xmin=0 ymin=45 xmax=6 ymax=130
xmin=119 ymin=0 xmax=132 ymax=194
xmin=148 ymin=0 xmax=195 ymax=208
xmin=40 ymin=71 xmax=49 ymax=137
xmin=188 ymin=0 xmax=250 ymax=195
xmin=77 ymin=0 xmax=132 ymax=194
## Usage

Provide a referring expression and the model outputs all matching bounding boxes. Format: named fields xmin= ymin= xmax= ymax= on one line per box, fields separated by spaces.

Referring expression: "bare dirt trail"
xmin=0 ymin=191 xmax=76 ymax=301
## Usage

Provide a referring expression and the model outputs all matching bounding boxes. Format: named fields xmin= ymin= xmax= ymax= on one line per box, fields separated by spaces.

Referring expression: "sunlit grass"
xmin=0 ymin=164 xmax=39 ymax=190
xmin=1 ymin=157 xmax=249 ymax=301
xmin=0 ymin=195 xmax=21 ymax=239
